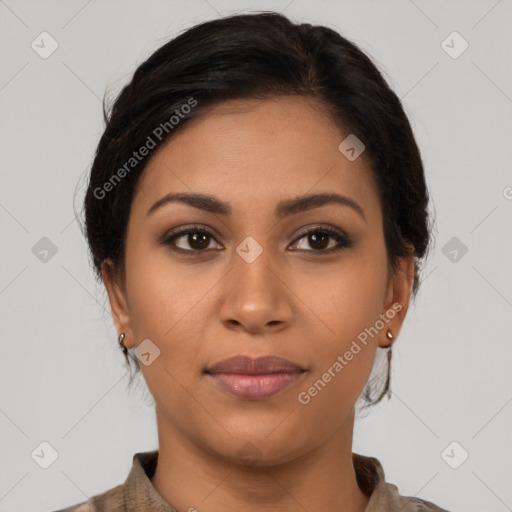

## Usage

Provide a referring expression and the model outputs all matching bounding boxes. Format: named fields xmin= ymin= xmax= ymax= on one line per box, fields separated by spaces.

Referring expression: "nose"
xmin=219 ymin=249 xmax=293 ymax=335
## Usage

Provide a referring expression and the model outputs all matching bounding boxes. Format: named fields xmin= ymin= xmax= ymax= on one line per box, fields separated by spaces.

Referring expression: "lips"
xmin=204 ymin=355 xmax=305 ymax=375
xmin=204 ymin=355 xmax=307 ymax=400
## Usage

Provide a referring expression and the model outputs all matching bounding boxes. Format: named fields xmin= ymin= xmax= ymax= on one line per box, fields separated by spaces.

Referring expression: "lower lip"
xmin=207 ymin=372 xmax=305 ymax=400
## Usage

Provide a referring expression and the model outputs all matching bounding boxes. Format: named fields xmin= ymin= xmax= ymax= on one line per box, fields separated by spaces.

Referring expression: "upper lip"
xmin=205 ymin=355 xmax=306 ymax=375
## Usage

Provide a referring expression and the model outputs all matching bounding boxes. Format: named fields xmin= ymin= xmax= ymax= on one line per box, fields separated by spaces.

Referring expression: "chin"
xmin=207 ymin=431 xmax=306 ymax=469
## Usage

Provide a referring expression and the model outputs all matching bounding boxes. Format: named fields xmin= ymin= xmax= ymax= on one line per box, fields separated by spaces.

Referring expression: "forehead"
xmin=131 ymin=96 xmax=381 ymax=224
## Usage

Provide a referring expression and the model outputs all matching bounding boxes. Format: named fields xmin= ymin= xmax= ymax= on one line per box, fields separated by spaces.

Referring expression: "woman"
xmin=55 ymin=11 xmax=450 ymax=512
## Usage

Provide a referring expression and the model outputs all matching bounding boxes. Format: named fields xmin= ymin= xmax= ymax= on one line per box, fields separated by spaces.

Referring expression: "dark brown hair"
xmin=80 ymin=12 xmax=434 ymax=406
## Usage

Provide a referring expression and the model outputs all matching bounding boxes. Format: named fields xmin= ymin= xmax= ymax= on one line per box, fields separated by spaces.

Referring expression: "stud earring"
xmin=385 ymin=329 xmax=394 ymax=341
xmin=118 ymin=332 xmax=131 ymax=366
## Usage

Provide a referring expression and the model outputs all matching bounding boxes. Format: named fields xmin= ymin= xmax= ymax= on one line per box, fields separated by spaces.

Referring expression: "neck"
xmin=150 ymin=407 xmax=370 ymax=512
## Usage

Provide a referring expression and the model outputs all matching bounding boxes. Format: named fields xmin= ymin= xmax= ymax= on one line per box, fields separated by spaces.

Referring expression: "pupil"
xmin=186 ymin=232 xmax=330 ymax=251
xmin=191 ymin=232 xmax=208 ymax=249
xmin=310 ymin=233 xmax=328 ymax=250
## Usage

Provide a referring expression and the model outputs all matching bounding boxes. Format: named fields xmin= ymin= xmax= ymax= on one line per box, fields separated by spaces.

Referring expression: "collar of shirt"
xmin=118 ymin=450 xmax=449 ymax=512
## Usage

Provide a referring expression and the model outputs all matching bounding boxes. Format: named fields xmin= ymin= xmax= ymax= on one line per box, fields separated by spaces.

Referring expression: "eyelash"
xmin=161 ymin=224 xmax=353 ymax=255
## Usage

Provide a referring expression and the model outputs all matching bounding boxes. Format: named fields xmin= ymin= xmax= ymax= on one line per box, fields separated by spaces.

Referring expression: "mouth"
xmin=204 ymin=355 xmax=307 ymax=400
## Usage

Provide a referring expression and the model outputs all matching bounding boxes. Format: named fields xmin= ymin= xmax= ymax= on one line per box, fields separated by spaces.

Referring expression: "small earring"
xmin=118 ymin=332 xmax=134 ymax=368
xmin=385 ymin=329 xmax=394 ymax=341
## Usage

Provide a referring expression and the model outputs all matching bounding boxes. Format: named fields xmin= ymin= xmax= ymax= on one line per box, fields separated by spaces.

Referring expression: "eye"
xmin=161 ymin=225 xmax=223 ymax=253
xmin=161 ymin=225 xmax=352 ymax=254
xmin=289 ymin=226 xmax=352 ymax=253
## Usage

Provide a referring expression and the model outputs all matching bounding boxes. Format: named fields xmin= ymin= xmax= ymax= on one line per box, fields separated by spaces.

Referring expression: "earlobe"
xmin=101 ymin=259 xmax=133 ymax=348
xmin=379 ymin=251 xmax=415 ymax=348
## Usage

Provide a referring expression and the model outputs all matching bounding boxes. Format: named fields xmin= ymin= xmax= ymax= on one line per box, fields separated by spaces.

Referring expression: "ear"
xmin=101 ymin=259 xmax=134 ymax=349
xmin=379 ymin=249 xmax=415 ymax=348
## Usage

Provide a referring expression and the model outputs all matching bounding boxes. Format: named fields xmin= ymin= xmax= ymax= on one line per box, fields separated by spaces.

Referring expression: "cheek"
xmin=123 ymin=241 xmax=220 ymax=390
xmin=298 ymin=251 xmax=388 ymax=349
xmin=294 ymin=251 xmax=387 ymax=402
xmin=124 ymin=240 xmax=203 ymax=339
xmin=124 ymin=253 xmax=208 ymax=409
xmin=295 ymin=307 xmax=379 ymax=429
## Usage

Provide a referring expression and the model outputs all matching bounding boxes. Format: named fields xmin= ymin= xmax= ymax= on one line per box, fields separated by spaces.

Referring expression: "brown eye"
xmin=162 ymin=227 xmax=222 ymax=252
xmin=290 ymin=227 xmax=352 ymax=253
xmin=162 ymin=225 xmax=352 ymax=255
xmin=306 ymin=232 xmax=330 ymax=250
xmin=181 ymin=232 xmax=211 ymax=250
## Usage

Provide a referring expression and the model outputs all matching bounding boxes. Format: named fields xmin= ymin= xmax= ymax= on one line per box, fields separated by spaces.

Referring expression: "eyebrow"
xmin=146 ymin=191 xmax=366 ymax=221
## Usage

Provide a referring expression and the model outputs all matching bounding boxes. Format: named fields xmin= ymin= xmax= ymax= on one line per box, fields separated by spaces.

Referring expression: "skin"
xmin=102 ymin=96 xmax=415 ymax=512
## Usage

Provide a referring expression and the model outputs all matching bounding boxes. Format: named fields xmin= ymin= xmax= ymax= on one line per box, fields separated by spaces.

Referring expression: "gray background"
xmin=1 ymin=1 xmax=511 ymax=511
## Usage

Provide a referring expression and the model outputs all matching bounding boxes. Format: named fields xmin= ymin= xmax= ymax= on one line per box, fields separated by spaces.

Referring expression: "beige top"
xmin=53 ymin=450 xmax=451 ymax=511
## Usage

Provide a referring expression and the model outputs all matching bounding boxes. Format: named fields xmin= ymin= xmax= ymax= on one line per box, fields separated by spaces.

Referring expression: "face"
xmin=103 ymin=96 xmax=414 ymax=465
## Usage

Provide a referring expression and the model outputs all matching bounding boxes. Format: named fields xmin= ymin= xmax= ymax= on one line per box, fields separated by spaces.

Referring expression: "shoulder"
xmin=352 ymin=452 xmax=452 ymax=512
xmin=50 ymin=450 xmax=165 ymax=512
xmin=395 ymin=493 xmax=452 ymax=511
xmin=379 ymin=481 xmax=452 ymax=512
xmin=51 ymin=483 xmax=126 ymax=512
